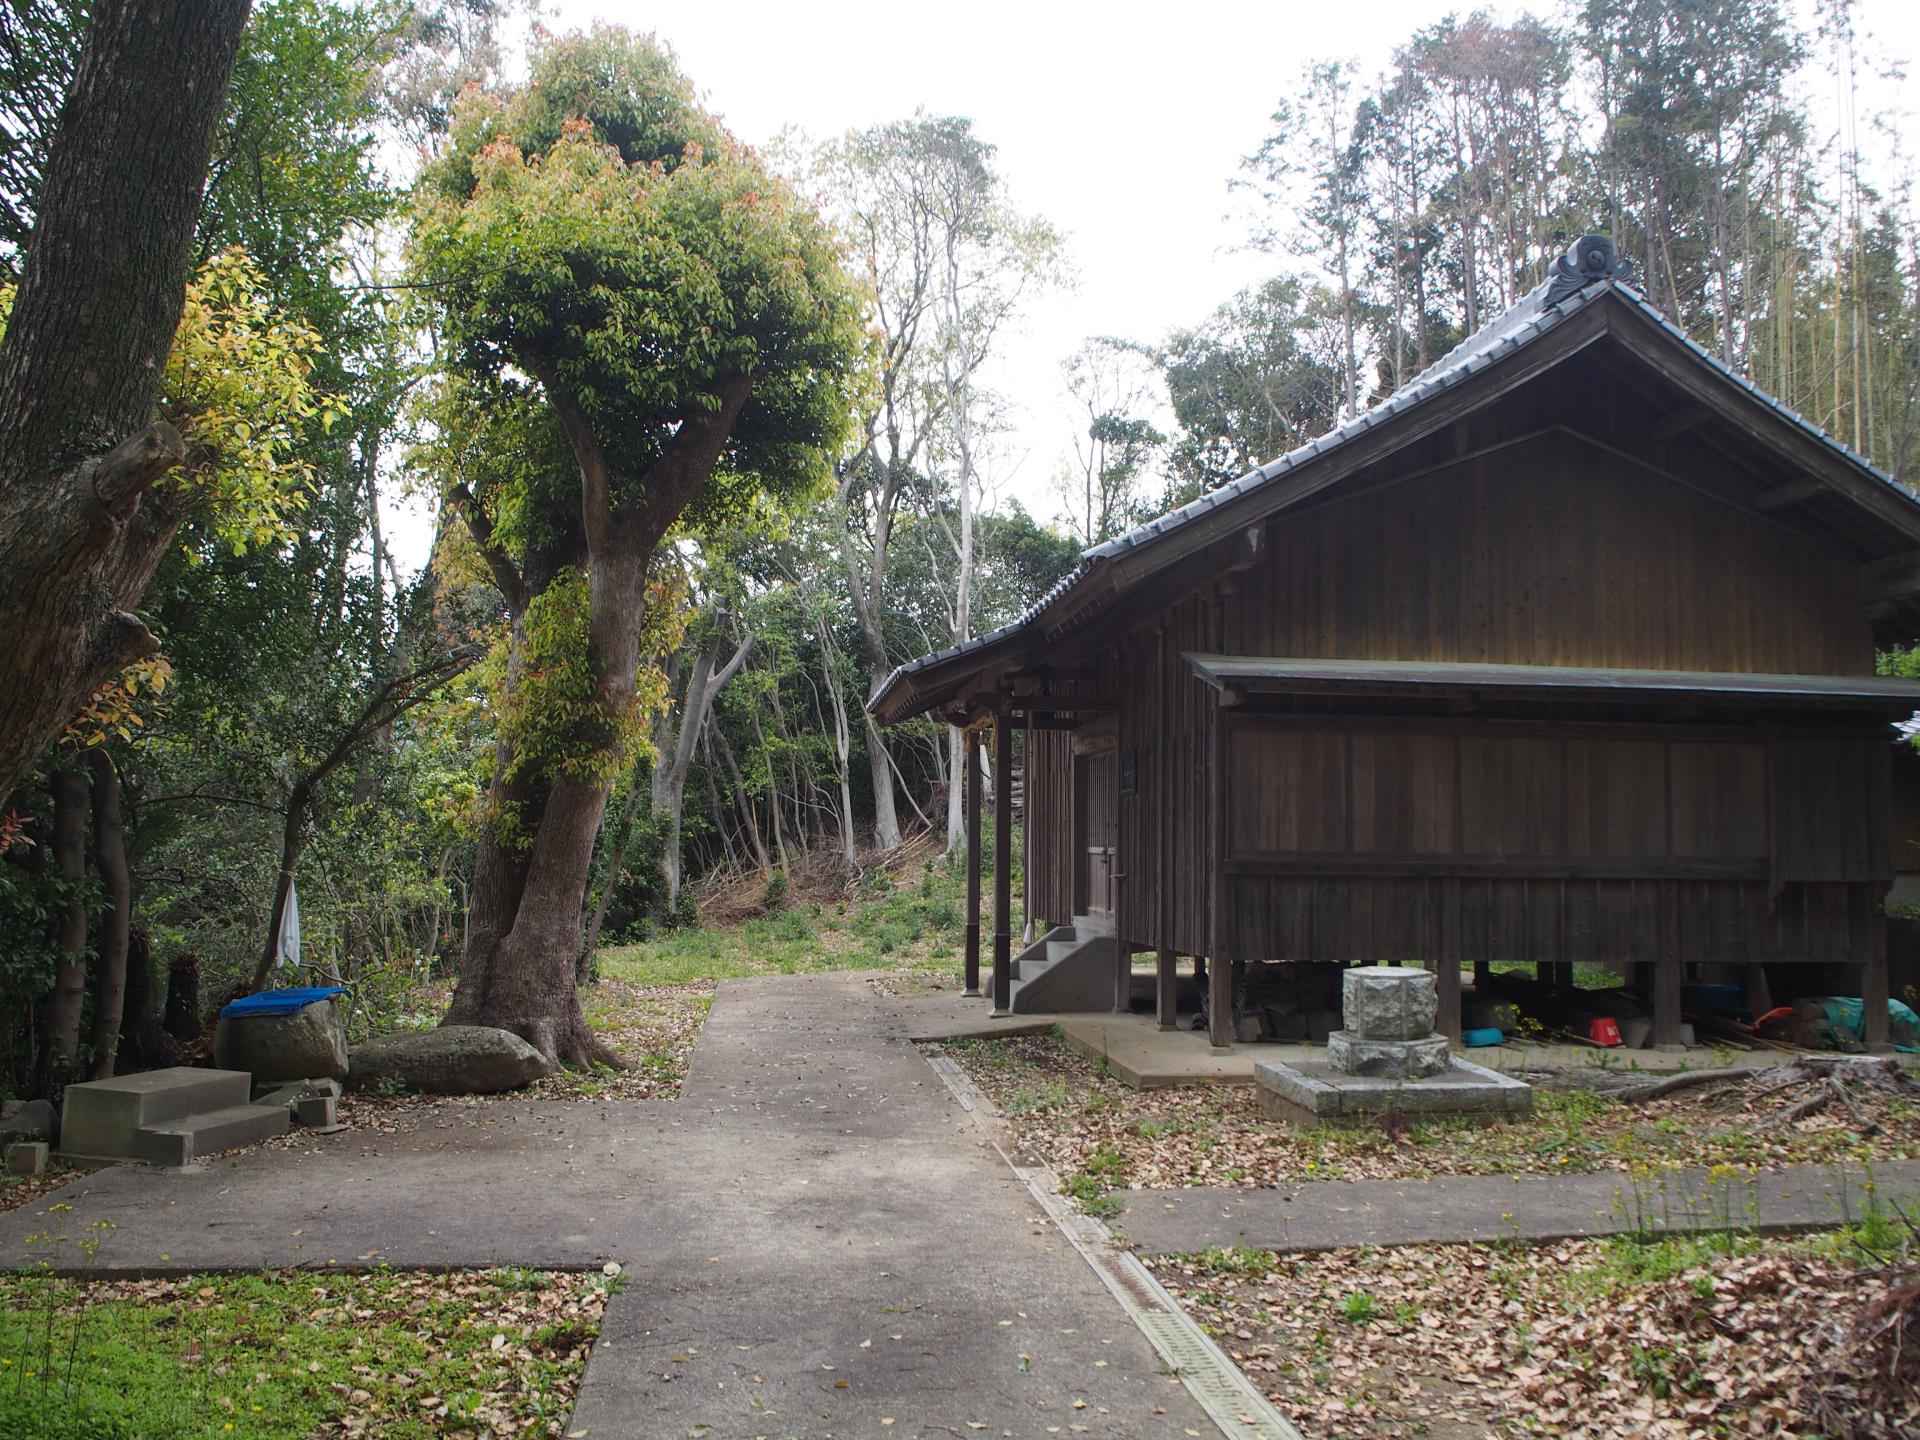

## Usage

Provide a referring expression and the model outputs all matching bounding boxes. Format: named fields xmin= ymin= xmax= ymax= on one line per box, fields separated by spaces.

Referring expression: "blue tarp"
xmin=219 ymin=986 xmax=348 ymax=1019
xmin=1820 ymin=996 xmax=1920 ymax=1053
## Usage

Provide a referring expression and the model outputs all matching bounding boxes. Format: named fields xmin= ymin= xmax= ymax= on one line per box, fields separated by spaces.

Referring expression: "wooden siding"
xmin=1026 ymin=726 xmax=1074 ymax=927
xmin=1229 ymin=429 xmax=1870 ymax=674
xmin=1216 ymin=719 xmax=1888 ymax=967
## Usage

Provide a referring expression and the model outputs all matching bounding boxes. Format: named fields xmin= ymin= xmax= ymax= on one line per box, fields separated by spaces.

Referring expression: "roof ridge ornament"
xmin=1542 ymin=234 xmax=1632 ymax=309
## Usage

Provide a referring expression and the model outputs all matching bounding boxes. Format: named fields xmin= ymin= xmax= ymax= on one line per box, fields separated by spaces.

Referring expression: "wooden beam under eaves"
xmin=1650 ymin=403 xmax=1713 ymax=443
xmin=1754 ymin=477 xmax=1826 ymax=512
xmin=1010 ymin=697 xmax=1119 ymax=714
xmin=1861 ymin=548 xmax=1920 ymax=603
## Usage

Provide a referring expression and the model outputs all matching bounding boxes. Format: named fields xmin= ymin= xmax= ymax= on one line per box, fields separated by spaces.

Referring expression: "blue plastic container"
xmin=1462 ymin=1027 xmax=1505 ymax=1047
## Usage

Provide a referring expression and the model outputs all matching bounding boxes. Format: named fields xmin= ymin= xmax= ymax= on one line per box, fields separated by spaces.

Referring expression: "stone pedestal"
xmin=1327 ymin=1030 xmax=1450 ymax=1079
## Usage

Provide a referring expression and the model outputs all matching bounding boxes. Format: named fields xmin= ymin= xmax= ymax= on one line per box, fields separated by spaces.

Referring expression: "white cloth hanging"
xmin=276 ymin=878 xmax=301 ymax=967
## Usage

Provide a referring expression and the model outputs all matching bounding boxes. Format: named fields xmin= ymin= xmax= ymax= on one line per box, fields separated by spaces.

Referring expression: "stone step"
xmin=137 ymin=1104 xmax=289 ymax=1167
xmin=60 ymin=1068 xmax=253 ymax=1161
xmin=1015 ymin=956 xmax=1055 ymax=982
xmin=1045 ymin=939 xmax=1080 ymax=964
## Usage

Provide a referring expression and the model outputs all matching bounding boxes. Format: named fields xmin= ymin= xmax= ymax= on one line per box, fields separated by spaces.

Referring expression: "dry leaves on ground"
xmin=941 ymin=1032 xmax=1920 ymax=1193
xmin=0 ymin=1162 xmax=81 ymax=1214
xmin=1149 ymin=1231 xmax=1920 ymax=1440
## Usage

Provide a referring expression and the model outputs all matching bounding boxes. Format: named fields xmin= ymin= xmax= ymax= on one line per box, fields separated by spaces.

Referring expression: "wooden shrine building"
xmin=870 ymin=236 xmax=1920 ymax=1053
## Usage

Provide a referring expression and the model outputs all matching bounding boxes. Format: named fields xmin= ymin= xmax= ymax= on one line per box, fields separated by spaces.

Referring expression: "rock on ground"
xmin=350 ymin=1026 xmax=556 ymax=1094
xmin=215 ymin=999 xmax=349 ymax=1083
xmin=0 ymin=1099 xmax=57 ymax=1146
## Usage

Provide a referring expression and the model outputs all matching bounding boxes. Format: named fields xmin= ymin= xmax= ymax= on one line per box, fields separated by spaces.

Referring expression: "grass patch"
xmin=0 ymin=1263 xmax=611 ymax=1439
xmin=602 ymin=848 xmax=1004 ymax=995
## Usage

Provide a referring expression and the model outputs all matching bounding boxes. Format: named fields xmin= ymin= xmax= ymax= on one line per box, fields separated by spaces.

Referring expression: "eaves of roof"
xmin=868 ymin=276 xmax=1920 ymax=725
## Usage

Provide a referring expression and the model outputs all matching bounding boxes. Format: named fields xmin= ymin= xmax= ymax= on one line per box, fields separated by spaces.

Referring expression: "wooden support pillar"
xmin=1207 ymin=702 xmax=1232 ymax=1052
xmin=1652 ymin=880 xmax=1684 ymax=1049
xmin=1865 ymin=894 xmax=1891 ymax=1051
xmin=1156 ymin=947 xmax=1178 ymax=1030
xmin=991 ymin=704 xmax=1013 ymax=1014
xmin=1155 ymin=620 xmax=1177 ymax=1032
xmin=963 ymin=732 xmax=982 ymax=998
xmin=1438 ymin=879 xmax=1462 ymax=1040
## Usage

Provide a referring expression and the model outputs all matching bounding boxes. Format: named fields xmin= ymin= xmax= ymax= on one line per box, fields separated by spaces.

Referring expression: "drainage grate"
xmin=927 ymin=1050 xmax=1305 ymax=1440
xmin=1135 ymin=1312 xmax=1296 ymax=1440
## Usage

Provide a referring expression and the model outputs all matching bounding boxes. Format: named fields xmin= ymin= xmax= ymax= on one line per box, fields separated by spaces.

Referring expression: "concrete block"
xmin=1342 ymin=966 xmax=1438 ymax=1041
xmin=1254 ymin=1055 xmax=1533 ymax=1129
xmin=139 ymin=1103 xmax=288 ymax=1165
xmin=60 ymin=1068 xmax=251 ymax=1161
xmin=1327 ymin=1030 xmax=1451 ymax=1079
xmin=5 ymin=1140 xmax=49 ymax=1176
xmin=295 ymin=1094 xmax=337 ymax=1127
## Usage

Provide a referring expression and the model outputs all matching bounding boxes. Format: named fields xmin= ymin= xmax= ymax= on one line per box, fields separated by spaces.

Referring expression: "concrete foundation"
xmin=1255 ymin=1055 xmax=1534 ymax=1127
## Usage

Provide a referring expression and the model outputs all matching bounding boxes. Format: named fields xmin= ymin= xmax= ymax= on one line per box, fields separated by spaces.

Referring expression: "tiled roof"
xmin=868 ymin=270 xmax=1920 ymax=719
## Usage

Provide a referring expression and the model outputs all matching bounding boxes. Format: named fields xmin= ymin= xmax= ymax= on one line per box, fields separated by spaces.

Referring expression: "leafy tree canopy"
xmin=412 ymin=26 xmax=868 ymax=532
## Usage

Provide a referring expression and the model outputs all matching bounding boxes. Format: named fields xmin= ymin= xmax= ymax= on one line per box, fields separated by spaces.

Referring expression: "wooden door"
xmin=1075 ymin=751 xmax=1119 ymax=920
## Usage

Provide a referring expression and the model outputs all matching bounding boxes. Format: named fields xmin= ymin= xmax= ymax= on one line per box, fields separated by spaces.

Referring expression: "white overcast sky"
xmin=385 ymin=0 xmax=1920 ymax=571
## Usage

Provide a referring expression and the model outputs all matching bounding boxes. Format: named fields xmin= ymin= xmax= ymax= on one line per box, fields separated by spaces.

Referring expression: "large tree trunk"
xmin=35 ymin=769 xmax=90 ymax=1094
xmin=117 ymin=926 xmax=182 ymax=1071
xmin=86 ymin=749 xmax=130 ymax=1079
xmin=0 ymin=0 xmax=251 ymax=799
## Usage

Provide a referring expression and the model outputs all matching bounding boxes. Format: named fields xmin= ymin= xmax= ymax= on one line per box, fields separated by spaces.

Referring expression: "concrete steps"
xmin=137 ymin=1104 xmax=289 ymax=1167
xmin=59 ymin=1067 xmax=287 ymax=1165
xmin=1008 ymin=919 xmax=1119 ymax=1014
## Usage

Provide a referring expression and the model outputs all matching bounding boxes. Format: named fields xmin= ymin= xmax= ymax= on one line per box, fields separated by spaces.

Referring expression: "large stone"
xmin=1342 ymin=965 xmax=1438 ymax=1041
xmin=350 ymin=1026 xmax=555 ymax=1095
xmin=1 ymin=1098 xmax=57 ymax=1146
xmin=1327 ymin=1030 xmax=1451 ymax=1079
xmin=215 ymin=997 xmax=349 ymax=1083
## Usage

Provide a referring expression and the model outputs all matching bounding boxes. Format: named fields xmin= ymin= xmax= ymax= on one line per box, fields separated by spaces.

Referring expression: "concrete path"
xmin=1117 ymin=1157 xmax=1920 ymax=1256
xmin=2 ymin=976 xmax=1209 ymax=1439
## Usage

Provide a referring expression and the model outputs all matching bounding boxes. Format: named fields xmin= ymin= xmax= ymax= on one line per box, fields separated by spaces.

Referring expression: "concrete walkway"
xmin=1116 ymin=1157 xmax=1920 ymax=1256
xmin=2 ymin=976 xmax=1209 ymax=1439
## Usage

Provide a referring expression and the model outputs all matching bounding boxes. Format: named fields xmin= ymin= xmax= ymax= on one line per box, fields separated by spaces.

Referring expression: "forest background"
xmin=4 ymin=0 xmax=1919 ymax=1092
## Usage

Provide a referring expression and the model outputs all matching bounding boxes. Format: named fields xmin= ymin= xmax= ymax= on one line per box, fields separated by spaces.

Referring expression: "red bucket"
xmin=1588 ymin=1016 xmax=1623 ymax=1047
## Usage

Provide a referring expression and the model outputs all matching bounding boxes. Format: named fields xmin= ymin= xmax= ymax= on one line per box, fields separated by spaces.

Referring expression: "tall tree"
xmin=0 ymin=0 xmax=253 ymax=801
xmin=413 ymin=28 xmax=863 ymax=1066
xmin=814 ymin=116 xmax=1058 ymax=853
xmin=1057 ymin=338 xmax=1164 ymax=546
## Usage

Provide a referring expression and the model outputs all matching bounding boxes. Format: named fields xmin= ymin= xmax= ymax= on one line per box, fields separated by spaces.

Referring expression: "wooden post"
xmin=1207 ymin=702 xmax=1232 ymax=1052
xmin=1438 ymin=879 xmax=1462 ymax=1040
xmin=992 ymin=704 xmax=1014 ymax=1014
xmin=1113 ymin=942 xmax=1132 ymax=1014
xmin=1021 ymin=736 xmax=1035 ymax=945
xmin=963 ymin=731 xmax=982 ymax=998
xmin=1156 ymin=621 xmax=1177 ymax=1031
xmin=1156 ymin=948 xmax=1178 ymax=1030
xmin=1652 ymin=880 xmax=1684 ymax=1049
xmin=1865 ymin=893 xmax=1891 ymax=1050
